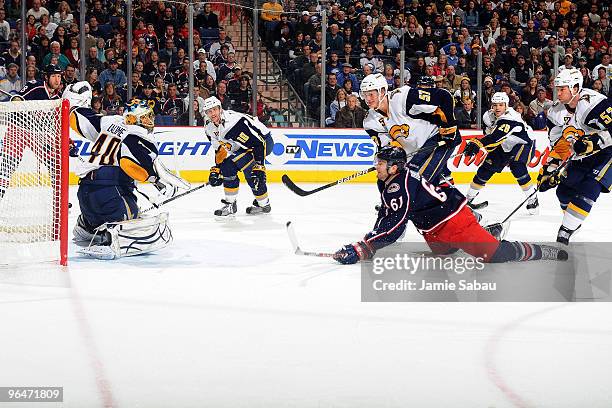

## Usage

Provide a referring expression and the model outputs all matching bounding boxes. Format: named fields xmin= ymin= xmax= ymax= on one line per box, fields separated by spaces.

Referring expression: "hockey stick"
xmin=140 ymin=182 xmax=210 ymax=213
xmin=500 ymin=156 xmax=574 ymax=224
xmin=286 ymin=221 xmax=336 ymax=257
xmin=282 ymin=141 xmax=447 ymax=197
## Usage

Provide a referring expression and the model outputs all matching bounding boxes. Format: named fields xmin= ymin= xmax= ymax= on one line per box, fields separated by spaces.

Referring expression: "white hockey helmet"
xmin=203 ymin=96 xmax=222 ymax=113
xmin=554 ymin=67 xmax=583 ymax=91
xmin=63 ymin=81 xmax=93 ymax=108
xmin=124 ymin=98 xmax=155 ymax=131
xmin=359 ymin=73 xmax=388 ymax=100
xmin=491 ymin=92 xmax=509 ymax=105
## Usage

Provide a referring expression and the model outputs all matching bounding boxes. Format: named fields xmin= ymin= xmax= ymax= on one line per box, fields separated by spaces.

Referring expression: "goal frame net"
xmin=0 ymin=99 xmax=70 ymax=266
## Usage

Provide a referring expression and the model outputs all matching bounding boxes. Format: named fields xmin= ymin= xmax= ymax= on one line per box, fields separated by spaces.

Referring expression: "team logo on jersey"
xmin=387 ymin=183 xmax=400 ymax=193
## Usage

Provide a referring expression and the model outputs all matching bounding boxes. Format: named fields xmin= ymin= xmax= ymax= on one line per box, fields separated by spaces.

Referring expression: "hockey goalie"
xmin=64 ymin=81 xmax=190 ymax=259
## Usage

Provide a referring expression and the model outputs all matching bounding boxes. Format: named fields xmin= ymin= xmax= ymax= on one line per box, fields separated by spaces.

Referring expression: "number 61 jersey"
xmin=69 ymin=107 xmax=157 ymax=179
xmin=363 ymin=85 xmax=453 ymax=153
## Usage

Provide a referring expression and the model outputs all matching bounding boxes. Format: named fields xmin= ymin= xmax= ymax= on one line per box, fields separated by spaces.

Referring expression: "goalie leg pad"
xmin=78 ymin=212 xmax=173 ymax=260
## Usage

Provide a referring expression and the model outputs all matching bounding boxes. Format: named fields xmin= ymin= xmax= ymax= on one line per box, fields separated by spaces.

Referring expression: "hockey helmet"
xmin=359 ymin=73 xmax=388 ymax=100
xmin=491 ymin=92 xmax=509 ymax=105
xmin=63 ymin=81 xmax=93 ymax=108
xmin=554 ymin=67 xmax=583 ymax=92
xmin=376 ymin=146 xmax=407 ymax=170
xmin=416 ymin=75 xmax=435 ymax=88
xmin=124 ymin=98 xmax=155 ymax=131
xmin=203 ymin=96 xmax=222 ymax=113
xmin=44 ymin=64 xmax=63 ymax=75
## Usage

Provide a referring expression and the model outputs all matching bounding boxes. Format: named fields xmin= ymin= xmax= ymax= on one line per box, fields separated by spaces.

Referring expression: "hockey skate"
xmin=539 ymin=244 xmax=569 ymax=261
xmin=73 ymin=215 xmax=112 ymax=246
xmin=246 ymin=199 xmax=271 ymax=215
xmin=214 ymin=199 xmax=237 ymax=217
xmin=556 ymin=225 xmax=580 ymax=245
xmin=526 ymin=196 xmax=539 ymax=215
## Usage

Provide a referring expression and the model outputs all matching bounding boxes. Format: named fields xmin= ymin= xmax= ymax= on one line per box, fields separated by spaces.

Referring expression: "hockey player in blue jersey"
xmin=65 ymin=82 xmax=190 ymax=259
xmin=333 ymin=146 xmax=568 ymax=264
xmin=17 ymin=64 xmax=63 ymax=100
xmin=539 ymin=68 xmax=612 ymax=244
xmin=203 ymin=96 xmax=274 ymax=216
xmin=463 ymin=92 xmax=539 ymax=213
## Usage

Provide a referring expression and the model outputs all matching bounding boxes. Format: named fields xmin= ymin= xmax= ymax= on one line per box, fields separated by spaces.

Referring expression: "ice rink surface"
xmin=2 ymin=182 xmax=612 ymax=407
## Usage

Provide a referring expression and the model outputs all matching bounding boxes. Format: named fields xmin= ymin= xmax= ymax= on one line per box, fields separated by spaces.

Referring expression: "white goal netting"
xmin=0 ymin=99 xmax=68 ymax=266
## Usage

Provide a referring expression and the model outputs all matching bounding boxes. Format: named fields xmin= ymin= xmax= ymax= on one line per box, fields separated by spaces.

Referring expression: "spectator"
xmin=327 ymin=88 xmax=347 ymax=126
xmin=153 ymin=61 xmax=174 ymax=86
xmin=359 ymin=46 xmax=383 ymax=73
xmin=64 ymin=37 xmax=80 ymax=67
xmin=509 ymin=55 xmax=533 ymax=91
xmin=216 ymin=81 xmax=231 ymax=110
xmin=453 ymin=77 xmax=476 ymax=103
xmin=341 ymin=78 xmax=359 ymax=99
xmin=591 ymin=54 xmax=612 ymax=80
xmin=86 ymin=46 xmax=105 ymax=73
xmin=99 ymin=58 xmax=127 ymax=88
xmin=42 ymin=41 xmax=70 ymax=69
xmin=335 ymin=95 xmax=366 ymax=128
xmin=209 ymin=29 xmax=235 ymax=58
xmin=196 ymin=3 xmax=219 ymax=30
xmin=52 ymin=1 xmax=73 ymax=28
xmin=91 ymin=96 xmax=103 ymax=114
xmin=161 ymin=83 xmax=186 ymax=120
xmin=595 ymin=67 xmax=611 ymax=95
xmin=521 ymin=77 xmax=540 ymax=105
xmin=3 ymin=40 xmax=21 ymax=69
xmin=455 ymin=98 xmax=478 ymax=129
xmin=0 ymin=64 xmax=22 ymax=101
xmin=324 ymin=73 xmax=341 ymax=107
xmin=230 ymin=75 xmax=253 ymax=113
xmin=528 ymin=86 xmax=552 ymax=130
xmin=62 ymin=64 xmax=78 ymax=86
xmin=336 ymin=63 xmax=358 ymax=92
xmin=27 ymin=0 xmax=49 ymax=21
xmin=86 ymin=67 xmax=102 ymax=95
xmin=101 ymin=82 xmax=123 ymax=115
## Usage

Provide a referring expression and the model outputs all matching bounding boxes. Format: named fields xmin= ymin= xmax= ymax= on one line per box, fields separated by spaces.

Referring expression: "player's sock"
xmin=556 ymin=196 xmax=592 ymax=244
xmin=466 ymin=181 xmax=488 ymax=209
xmin=490 ymin=241 xmax=568 ymax=262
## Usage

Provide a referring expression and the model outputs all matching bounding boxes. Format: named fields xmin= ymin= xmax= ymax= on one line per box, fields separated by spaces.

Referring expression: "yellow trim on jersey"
xmin=433 ymin=107 xmax=448 ymax=124
xmin=119 ymin=157 xmax=150 ymax=182
xmin=514 ymin=145 xmax=525 ymax=161
xmin=69 ymin=111 xmax=84 ymax=137
xmin=595 ymin=156 xmax=612 ymax=187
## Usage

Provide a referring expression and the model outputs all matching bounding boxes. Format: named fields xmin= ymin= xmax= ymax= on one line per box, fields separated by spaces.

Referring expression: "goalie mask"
xmin=124 ymin=99 xmax=155 ymax=131
xmin=63 ymin=81 xmax=93 ymax=108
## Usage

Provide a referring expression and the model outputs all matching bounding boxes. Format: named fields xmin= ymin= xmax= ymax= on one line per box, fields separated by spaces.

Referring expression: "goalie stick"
xmin=286 ymin=221 xmax=335 ymax=257
xmin=282 ymin=141 xmax=447 ymax=197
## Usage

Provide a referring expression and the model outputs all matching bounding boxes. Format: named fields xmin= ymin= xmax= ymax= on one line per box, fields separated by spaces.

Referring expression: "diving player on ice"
xmin=203 ymin=96 xmax=274 ymax=216
xmin=462 ymin=92 xmax=539 ymax=213
xmin=361 ymin=74 xmax=460 ymax=185
xmin=539 ymin=68 xmax=612 ymax=244
xmin=65 ymin=82 xmax=190 ymax=259
xmin=333 ymin=146 xmax=568 ymax=265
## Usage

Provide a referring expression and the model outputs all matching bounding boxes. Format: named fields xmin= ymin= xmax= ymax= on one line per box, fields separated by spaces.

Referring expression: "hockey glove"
xmin=573 ymin=134 xmax=601 ymax=157
xmin=250 ymin=162 xmax=266 ymax=191
xmin=463 ymin=139 xmax=484 ymax=158
xmin=215 ymin=142 xmax=232 ymax=165
xmin=69 ymin=138 xmax=78 ymax=157
xmin=333 ymin=241 xmax=375 ymax=265
xmin=209 ymin=166 xmax=223 ymax=187
xmin=537 ymin=158 xmax=565 ymax=192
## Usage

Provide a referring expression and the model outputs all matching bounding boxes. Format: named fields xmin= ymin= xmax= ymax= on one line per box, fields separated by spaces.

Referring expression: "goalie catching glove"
xmin=148 ymin=159 xmax=191 ymax=206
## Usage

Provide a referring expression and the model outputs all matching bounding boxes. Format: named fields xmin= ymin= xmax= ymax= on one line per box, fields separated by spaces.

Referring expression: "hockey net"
xmin=0 ymin=99 xmax=69 ymax=266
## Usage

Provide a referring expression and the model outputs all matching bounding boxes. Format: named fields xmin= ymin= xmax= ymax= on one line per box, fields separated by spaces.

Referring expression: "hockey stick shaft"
xmin=500 ymin=156 xmax=573 ymax=224
xmin=141 ymin=182 xmax=210 ymax=213
xmin=286 ymin=221 xmax=336 ymax=257
xmin=282 ymin=141 xmax=447 ymax=197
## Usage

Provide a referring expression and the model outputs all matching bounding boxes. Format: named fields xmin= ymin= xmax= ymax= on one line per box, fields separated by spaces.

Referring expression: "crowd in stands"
xmin=259 ymin=0 xmax=612 ymax=129
xmin=0 ymin=0 xmax=267 ymax=125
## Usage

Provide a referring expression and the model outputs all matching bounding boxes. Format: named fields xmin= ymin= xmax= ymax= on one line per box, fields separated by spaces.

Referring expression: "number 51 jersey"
xmin=363 ymin=85 xmax=448 ymax=154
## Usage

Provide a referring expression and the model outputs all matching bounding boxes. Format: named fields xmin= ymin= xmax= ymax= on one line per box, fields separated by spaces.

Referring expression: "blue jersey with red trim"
xmin=18 ymin=80 xmax=61 ymax=100
xmin=365 ymin=169 xmax=467 ymax=251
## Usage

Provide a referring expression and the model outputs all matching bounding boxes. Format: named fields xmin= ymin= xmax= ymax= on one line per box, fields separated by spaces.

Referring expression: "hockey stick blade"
xmin=285 ymin=221 xmax=336 ymax=258
xmin=281 ymin=175 xmax=311 ymax=197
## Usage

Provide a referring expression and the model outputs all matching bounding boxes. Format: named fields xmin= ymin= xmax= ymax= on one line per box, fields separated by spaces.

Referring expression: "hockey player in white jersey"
xmin=462 ymin=92 xmax=539 ymax=213
xmin=203 ymin=96 xmax=274 ymax=216
xmin=539 ymin=68 xmax=612 ymax=244
xmin=361 ymin=74 xmax=460 ymax=185
xmin=64 ymin=82 xmax=190 ymax=259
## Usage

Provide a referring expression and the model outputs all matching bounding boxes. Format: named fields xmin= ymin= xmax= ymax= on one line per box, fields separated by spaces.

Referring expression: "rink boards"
xmin=69 ymin=127 xmax=552 ymax=184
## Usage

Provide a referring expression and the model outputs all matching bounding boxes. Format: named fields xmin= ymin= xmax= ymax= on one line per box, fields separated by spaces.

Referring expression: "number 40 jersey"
xmin=69 ymin=107 xmax=158 ymax=180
